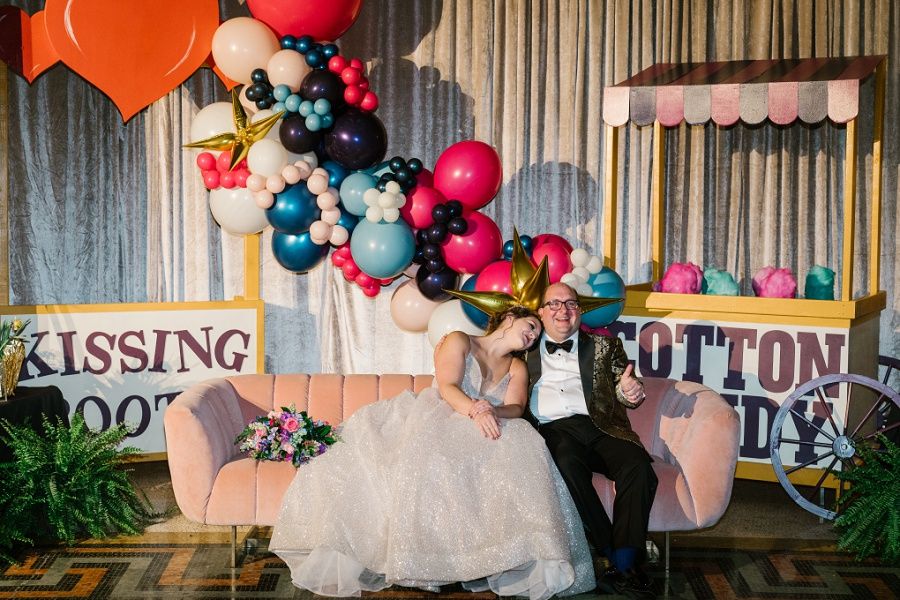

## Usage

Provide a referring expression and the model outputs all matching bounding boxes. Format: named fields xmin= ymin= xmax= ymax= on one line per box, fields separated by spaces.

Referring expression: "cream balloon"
xmin=209 ymin=187 xmax=271 ymax=235
xmin=266 ymin=49 xmax=311 ymax=91
xmin=211 ymin=17 xmax=280 ymax=85
xmin=251 ymin=109 xmax=281 ymax=142
xmin=390 ymin=280 xmax=442 ymax=333
xmin=426 ymin=299 xmax=486 ymax=346
xmin=247 ymin=138 xmax=289 ymax=177
xmin=190 ymin=102 xmax=234 ymax=143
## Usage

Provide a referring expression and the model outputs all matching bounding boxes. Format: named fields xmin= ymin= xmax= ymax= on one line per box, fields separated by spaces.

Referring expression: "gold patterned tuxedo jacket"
xmin=526 ymin=331 xmax=645 ymax=448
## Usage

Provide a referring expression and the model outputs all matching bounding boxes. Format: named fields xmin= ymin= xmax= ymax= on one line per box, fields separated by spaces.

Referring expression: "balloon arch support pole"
xmin=243 ymin=233 xmax=262 ymax=301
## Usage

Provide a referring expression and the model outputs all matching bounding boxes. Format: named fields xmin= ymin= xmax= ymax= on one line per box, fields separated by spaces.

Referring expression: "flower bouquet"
xmin=235 ymin=406 xmax=338 ymax=466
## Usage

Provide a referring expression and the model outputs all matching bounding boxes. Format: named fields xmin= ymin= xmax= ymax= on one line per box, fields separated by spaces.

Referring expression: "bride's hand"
xmin=473 ymin=410 xmax=501 ymax=440
xmin=468 ymin=399 xmax=493 ymax=419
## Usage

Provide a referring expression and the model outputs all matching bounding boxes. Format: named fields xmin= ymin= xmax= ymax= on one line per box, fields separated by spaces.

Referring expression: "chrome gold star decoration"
xmin=446 ymin=229 xmax=623 ymax=318
xmin=184 ymin=89 xmax=284 ymax=171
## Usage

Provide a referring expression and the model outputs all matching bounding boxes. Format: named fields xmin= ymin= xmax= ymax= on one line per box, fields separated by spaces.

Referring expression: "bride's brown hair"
xmin=485 ymin=306 xmax=541 ymax=358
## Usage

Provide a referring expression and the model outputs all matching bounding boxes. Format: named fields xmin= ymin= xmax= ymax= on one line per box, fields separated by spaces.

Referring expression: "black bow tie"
xmin=545 ymin=339 xmax=573 ymax=354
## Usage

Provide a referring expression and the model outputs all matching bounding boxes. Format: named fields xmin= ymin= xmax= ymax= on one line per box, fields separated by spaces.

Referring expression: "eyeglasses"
xmin=541 ymin=299 xmax=580 ymax=312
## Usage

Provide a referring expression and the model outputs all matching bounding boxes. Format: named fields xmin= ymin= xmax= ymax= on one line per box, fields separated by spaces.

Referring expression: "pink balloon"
xmin=400 ymin=186 xmax=445 ymax=229
xmin=432 ymin=141 xmax=502 ymax=210
xmin=531 ymin=233 xmax=574 ymax=255
xmin=474 ymin=260 xmax=513 ymax=295
xmin=441 ymin=211 xmax=503 ymax=274
xmin=415 ymin=168 xmax=434 ymax=189
xmin=532 ymin=242 xmax=573 ymax=284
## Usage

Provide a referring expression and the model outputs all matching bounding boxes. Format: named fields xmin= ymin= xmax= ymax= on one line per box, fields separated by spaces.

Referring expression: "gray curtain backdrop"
xmin=3 ymin=0 xmax=898 ymax=377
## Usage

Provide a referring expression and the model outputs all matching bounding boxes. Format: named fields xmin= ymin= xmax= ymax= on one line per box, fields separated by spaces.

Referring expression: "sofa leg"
xmin=664 ymin=531 xmax=670 ymax=578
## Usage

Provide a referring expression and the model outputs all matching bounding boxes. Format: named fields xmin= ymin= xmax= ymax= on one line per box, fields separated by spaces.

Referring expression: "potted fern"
xmin=834 ymin=434 xmax=900 ymax=564
xmin=0 ymin=412 xmax=150 ymax=563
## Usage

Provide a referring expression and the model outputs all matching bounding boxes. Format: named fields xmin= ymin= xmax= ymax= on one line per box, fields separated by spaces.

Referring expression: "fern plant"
xmin=834 ymin=434 xmax=900 ymax=564
xmin=0 ymin=412 xmax=150 ymax=548
xmin=0 ymin=461 xmax=34 ymax=564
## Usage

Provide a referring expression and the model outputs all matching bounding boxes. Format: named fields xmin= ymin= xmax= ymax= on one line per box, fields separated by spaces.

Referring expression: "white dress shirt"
xmin=528 ymin=334 xmax=589 ymax=424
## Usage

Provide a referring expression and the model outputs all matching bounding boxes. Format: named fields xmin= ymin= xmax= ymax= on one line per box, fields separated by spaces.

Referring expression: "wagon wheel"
xmin=770 ymin=373 xmax=900 ymax=520
xmin=878 ymin=356 xmax=900 ymax=444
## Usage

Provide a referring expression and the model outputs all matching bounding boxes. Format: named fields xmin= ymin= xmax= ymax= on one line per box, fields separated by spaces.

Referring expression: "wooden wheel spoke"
xmin=777 ymin=437 xmax=832 ymax=449
xmin=815 ymin=386 xmax=843 ymax=437
xmin=849 ymin=392 xmax=889 ymax=438
xmin=861 ymin=420 xmax=900 ymax=441
xmin=788 ymin=408 xmax=836 ymax=441
xmin=785 ymin=449 xmax=835 ymax=475
xmin=802 ymin=457 xmax=839 ymax=504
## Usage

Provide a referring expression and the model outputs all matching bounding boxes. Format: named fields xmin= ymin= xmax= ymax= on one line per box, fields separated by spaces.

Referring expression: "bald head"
xmin=537 ymin=283 xmax=582 ymax=342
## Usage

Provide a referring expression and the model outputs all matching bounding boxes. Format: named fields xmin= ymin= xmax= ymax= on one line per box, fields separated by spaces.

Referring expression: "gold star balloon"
xmin=446 ymin=229 xmax=623 ymax=318
xmin=184 ymin=89 xmax=284 ymax=171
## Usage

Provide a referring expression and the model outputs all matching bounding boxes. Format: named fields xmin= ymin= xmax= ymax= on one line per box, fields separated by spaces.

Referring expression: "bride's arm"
xmin=434 ymin=331 xmax=478 ymax=416
xmin=493 ymin=358 xmax=527 ymax=419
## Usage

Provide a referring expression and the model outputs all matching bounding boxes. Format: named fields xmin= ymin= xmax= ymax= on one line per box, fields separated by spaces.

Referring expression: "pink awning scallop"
xmin=602 ymin=56 xmax=885 ymax=127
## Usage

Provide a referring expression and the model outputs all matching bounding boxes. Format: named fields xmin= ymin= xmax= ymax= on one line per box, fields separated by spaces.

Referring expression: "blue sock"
xmin=611 ymin=546 xmax=638 ymax=572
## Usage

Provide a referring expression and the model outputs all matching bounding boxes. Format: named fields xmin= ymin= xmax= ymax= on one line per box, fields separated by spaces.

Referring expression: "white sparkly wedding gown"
xmin=270 ymin=352 xmax=595 ymax=599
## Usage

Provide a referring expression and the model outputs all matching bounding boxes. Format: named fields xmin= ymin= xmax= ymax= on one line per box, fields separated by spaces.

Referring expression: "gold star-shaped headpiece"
xmin=184 ymin=89 xmax=284 ymax=171
xmin=446 ymin=229 xmax=623 ymax=317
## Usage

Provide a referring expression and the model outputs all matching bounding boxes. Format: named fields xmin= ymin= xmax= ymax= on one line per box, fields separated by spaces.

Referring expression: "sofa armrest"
xmin=655 ymin=380 xmax=741 ymax=528
xmin=163 ymin=378 xmax=246 ymax=523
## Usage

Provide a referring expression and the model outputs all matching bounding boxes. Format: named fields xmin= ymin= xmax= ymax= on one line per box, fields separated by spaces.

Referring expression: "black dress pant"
xmin=538 ymin=414 xmax=657 ymax=553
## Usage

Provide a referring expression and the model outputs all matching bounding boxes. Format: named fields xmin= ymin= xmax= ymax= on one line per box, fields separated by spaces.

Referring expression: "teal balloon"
xmin=349 ymin=219 xmax=415 ymax=279
xmin=272 ymin=231 xmax=329 ymax=273
xmin=267 ymin=183 xmax=319 ymax=234
xmin=322 ymin=160 xmax=350 ymax=188
xmin=460 ymin=274 xmax=489 ymax=328
xmin=581 ymin=267 xmax=626 ymax=328
xmin=365 ymin=160 xmax=391 ymax=177
xmin=339 ymin=172 xmax=377 ymax=216
xmin=337 ymin=206 xmax=360 ymax=235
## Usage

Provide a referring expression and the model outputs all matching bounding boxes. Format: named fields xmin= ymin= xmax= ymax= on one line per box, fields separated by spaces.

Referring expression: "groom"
xmin=526 ymin=282 xmax=657 ymax=599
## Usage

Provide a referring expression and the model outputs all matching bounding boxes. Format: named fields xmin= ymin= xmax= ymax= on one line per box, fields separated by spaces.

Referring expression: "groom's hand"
xmin=619 ymin=364 xmax=644 ymax=404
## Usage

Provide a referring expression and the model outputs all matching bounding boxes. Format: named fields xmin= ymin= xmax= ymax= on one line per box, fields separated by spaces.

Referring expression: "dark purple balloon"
xmin=300 ymin=70 xmax=345 ymax=109
xmin=280 ymin=113 xmax=322 ymax=154
xmin=416 ymin=265 xmax=459 ymax=301
xmin=324 ymin=108 xmax=387 ymax=170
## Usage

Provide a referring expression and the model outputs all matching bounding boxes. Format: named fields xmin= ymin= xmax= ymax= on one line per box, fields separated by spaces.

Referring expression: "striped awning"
xmin=602 ymin=56 xmax=885 ymax=127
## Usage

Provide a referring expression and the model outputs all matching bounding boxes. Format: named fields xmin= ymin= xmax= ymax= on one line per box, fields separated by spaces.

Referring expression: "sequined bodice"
xmin=459 ymin=353 xmax=510 ymax=406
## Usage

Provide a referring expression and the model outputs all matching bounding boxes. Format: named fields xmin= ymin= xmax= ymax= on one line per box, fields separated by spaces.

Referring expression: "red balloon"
xmin=532 ymin=242 xmax=573 ymax=284
xmin=474 ymin=260 xmax=513 ymax=295
xmin=247 ymin=0 xmax=363 ymax=41
xmin=400 ymin=186 xmax=445 ymax=229
xmin=432 ymin=141 xmax=502 ymax=210
xmin=441 ymin=211 xmax=502 ymax=274
xmin=415 ymin=168 xmax=434 ymax=188
xmin=531 ymin=233 xmax=573 ymax=255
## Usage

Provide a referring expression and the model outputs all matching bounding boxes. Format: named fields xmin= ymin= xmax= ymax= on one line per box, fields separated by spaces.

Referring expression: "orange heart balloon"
xmin=42 ymin=0 xmax=221 ymax=121
xmin=0 ymin=7 xmax=59 ymax=82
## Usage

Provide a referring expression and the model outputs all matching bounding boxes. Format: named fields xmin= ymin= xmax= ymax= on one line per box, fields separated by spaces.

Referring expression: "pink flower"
xmin=281 ymin=442 xmax=295 ymax=454
xmin=283 ymin=417 xmax=300 ymax=432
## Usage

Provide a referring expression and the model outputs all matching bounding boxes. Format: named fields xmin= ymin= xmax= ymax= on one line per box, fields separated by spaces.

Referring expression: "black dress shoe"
xmin=600 ymin=566 xmax=655 ymax=599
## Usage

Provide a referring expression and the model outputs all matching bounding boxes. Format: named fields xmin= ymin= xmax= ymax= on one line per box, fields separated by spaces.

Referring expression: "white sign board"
xmin=609 ymin=316 xmax=849 ymax=467
xmin=4 ymin=303 xmax=261 ymax=453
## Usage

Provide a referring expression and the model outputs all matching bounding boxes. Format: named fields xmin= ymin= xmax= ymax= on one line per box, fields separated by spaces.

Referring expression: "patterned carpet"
xmin=1 ymin=540 xmax=897 ymax=599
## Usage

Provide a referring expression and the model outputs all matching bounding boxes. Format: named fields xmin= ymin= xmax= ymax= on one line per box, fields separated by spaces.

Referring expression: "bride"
xmin=270 ymin=305 xmax=595 ymax=599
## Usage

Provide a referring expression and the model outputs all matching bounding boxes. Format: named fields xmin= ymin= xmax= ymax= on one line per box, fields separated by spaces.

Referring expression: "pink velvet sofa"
xmin=164 ymin=374 xmax=740 ymax=569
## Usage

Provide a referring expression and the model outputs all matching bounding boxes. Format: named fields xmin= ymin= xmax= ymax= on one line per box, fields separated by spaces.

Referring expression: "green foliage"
xmin=834 ymin=434 xmax=900 ymax=564
xmin=0 ymin=412 xmax=151 ymax=563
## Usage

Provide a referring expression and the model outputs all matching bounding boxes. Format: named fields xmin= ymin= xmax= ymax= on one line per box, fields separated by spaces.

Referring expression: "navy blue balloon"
xmin=415 ymin=265 xmax=459 ymax=301
xmin=267 ymin=183 xmax=319 ymax=234
xmin=460 ymin=275 xmax=490 ymax=328
xmin=280 ymin=113 xmax=322 ymax=154
xmin=322 ymin=160 xmax=351 ymax=188
xmin=271 ymin=231 xmax=329 ymax=273
xmin=502 ymin=240 xmax=515 ymax=259
xmin=324 ymin=108 xmax=387 ymax=170
xmin=336 ymin=206 xmax=359 ymax=236
xmin=300 ymin=70 xmax=345 ymax=109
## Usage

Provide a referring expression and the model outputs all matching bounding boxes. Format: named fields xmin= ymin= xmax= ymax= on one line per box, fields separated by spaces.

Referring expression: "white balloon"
xmin=382 ymin=207 xmax=400 ymax=222
xmin=571 ymin=266 xmax=590 ymax=281
xmin=267 ymin=49 xmax=311 ymax=91
xmin=576 ymin=282 xmax=593 ymax=296
xmin=390 ymin=280 xmax=442 ymax=333
xmin=209 ymin=187 xmax=270 ymax=235
xmin=247 ymin=138 xmax=288 ymax=177
xmin=559 ymin=273 xmax=580 ymax=287
xmin=378 ymin=191 xmax=396 ymax=208
xmin=427 ymin=300 xmax=486 ymax=346
xmin=211 ymin=17 xmax=280 ymax=85
xmin=190 ymin=102 xmax=234 ymax=144
xmin=365 ymin=207 xmax=383 ymax=222
xmin=586 ymin=256 xmax=604 ymax=274
xmin=570 ymin=248 xmax=590 ymax=268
